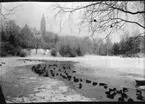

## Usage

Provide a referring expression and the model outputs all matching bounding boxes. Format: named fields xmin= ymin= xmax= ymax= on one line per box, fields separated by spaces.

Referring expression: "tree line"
xmin=0 ymin=20 xmax=144 ymax=57
xmin=0 ymin=20 xmax=59 ymax=57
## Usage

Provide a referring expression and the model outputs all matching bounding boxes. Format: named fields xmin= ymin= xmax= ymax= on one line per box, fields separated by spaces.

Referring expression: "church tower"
xmin=40 ymin=14 xmax=46 ymax=37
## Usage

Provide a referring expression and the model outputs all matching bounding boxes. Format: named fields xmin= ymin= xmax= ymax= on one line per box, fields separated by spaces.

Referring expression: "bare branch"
xmin=54 ymin=1 xmax=145 ymax=37
xmin=56 ymin=2 xmax=103 ymax=13
xmin=109 ymin=17 xmax=145 ymax=29
xmin=105 ymin=2 xmax=145 ymax=15
xmin=133 ymin=32 xmax=145 ymax=40
xmin=0 ymin=3 xmax=21 ymax=22
xmin=96 ymin=28 xmax=114 ymax=45
xmin=2 ymin=4 xmax=20 ymax=12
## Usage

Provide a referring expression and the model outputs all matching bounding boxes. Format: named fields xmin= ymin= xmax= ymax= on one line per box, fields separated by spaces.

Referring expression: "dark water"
xmin=30 ymin=59 xmax=145 ymax=102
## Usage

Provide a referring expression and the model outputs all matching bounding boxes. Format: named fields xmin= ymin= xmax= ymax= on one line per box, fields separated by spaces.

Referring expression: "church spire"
xmin=40 ymin=14 xmax=46 ymax=37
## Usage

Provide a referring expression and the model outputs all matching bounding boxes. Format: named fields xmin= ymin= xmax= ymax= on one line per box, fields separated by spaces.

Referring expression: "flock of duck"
xmin=30 ymin=60 xmax=144 ymax=102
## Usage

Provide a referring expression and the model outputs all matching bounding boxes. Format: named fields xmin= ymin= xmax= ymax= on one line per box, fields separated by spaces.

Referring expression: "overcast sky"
xmin=1 ymin=2 xmax=144 ymax=43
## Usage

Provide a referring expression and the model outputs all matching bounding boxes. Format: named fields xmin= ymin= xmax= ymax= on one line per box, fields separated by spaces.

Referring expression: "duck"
xmin=43 ymin=72 xmax=49 ymax=77
xmin=118 ymin=97 xmax=124 ymax=102
xmin=51 ymin=73 xmax=55 ymax=77
xmin=109 ymin=88 xmax=114 ymax=92
xmin=113 ymin=88 xmax=116 ymax=91
xmin=121 ymin=93 xmax=128 ymax=99
xmin=123 ymin=87 xmax=128 ymax=92
xmin=92 ymin=82 xmax=98 ymax=86
xmin=63 ymin=66 xmax=66 ymax=70
xmin=73 ymin=76 xmax=79 ymax=83
xmin=59 ymin=73 xmax=62 ymax=76
xmin=135 ymin=80 xmax=145 ymax=87
xmin=99 ymin=83 xmax=107 ymax=87
xmin=86 ymin=79 xmax=91 ymax=83
xmin=93 ymin=19 xmax=97 ymax=22
xmin=127 ymin=98 xmax=134 ymax=102
xmin=116 ymin=90 xmax=123 ymax=94
xmin=78 ymin=83 xmax=82 ymax=89
xmin=106 ymin=88 xmax=117 ymax=99
xmin=110 ymin=92 xmax=116 ymax=99
xmin=31 ymin=66 xmax=36 ymax=71
xmin=50 ymin=70 xmax=55 ymax=77
xmin=62 ymin=75 xmax=67 ymax=79
xmin=105 ymin=91 xmax=110 ymax=95
xmin=106 ymin=92 xmax=116 ymax=99
xmin=37 ymin=64 xmax=41 ymax=69
xmin=136 ymin=89 xmax=142 ymax=95
xmin=58 ymin=69 xmax=61 ymax=72
xmin=72 ymin=71 xmax=76 ymax=73
xmin=136 ymin=94 xmax=144 ymax=100
xmin=56 ymin=73 xmax=59 ymax=76
xmin=67 ymin=75 xmax=72 ymax=81
xmin=80 ymin=78 xmax=83 ymax=82
xmin=104 ymin=85 xmax=108 ymax=89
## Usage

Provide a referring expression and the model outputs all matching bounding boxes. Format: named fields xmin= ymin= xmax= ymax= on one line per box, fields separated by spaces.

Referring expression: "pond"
xmin=31 ymin=60 xmax=145 ymax=102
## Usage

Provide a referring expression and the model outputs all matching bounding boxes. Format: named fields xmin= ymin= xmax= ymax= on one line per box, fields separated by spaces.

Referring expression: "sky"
xmin=1 ymin=2 xmax=144 ymax=43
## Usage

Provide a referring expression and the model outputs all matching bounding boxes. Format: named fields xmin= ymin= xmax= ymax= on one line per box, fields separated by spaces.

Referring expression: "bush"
xmin=0 ymin=49 xmax=8 ymax=57
xmin=56 ymin=36 xmax=91 ymax=57
xmin=112 ymin=43 xmax=120 ymax=55
xmin=59 ymin=45 xmax=69 ymax=57
xmin=0 ymin=42 xmax=15 ymax=57
xmin=19 ymin=50 xmax=27 ymax=57
xmin=0 ymin=42 xmax=23 ymax=57
xmin=50 ymin=48 xmax=57 ymax=57
xmin=58 ymin=45 xmax=77 ymax=57
xmin=75 ymin=46 xmax=84 ymax=56
xmin=70 ymin=49 xmax=77 ymax=57
xmin=11 ymin=46 xmax=22 ymax=56
xmin=68 ymin=47 xmax=77 ymax=57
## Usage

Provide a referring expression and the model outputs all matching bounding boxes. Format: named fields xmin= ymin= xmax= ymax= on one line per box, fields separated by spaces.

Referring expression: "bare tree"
xmin=53 ymin=1 xmax=145 ymax=38
xmin=0 ymin=3 xmax=20 ymax=21
xmin=0 ymin=3 xmax=21 ymax=37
